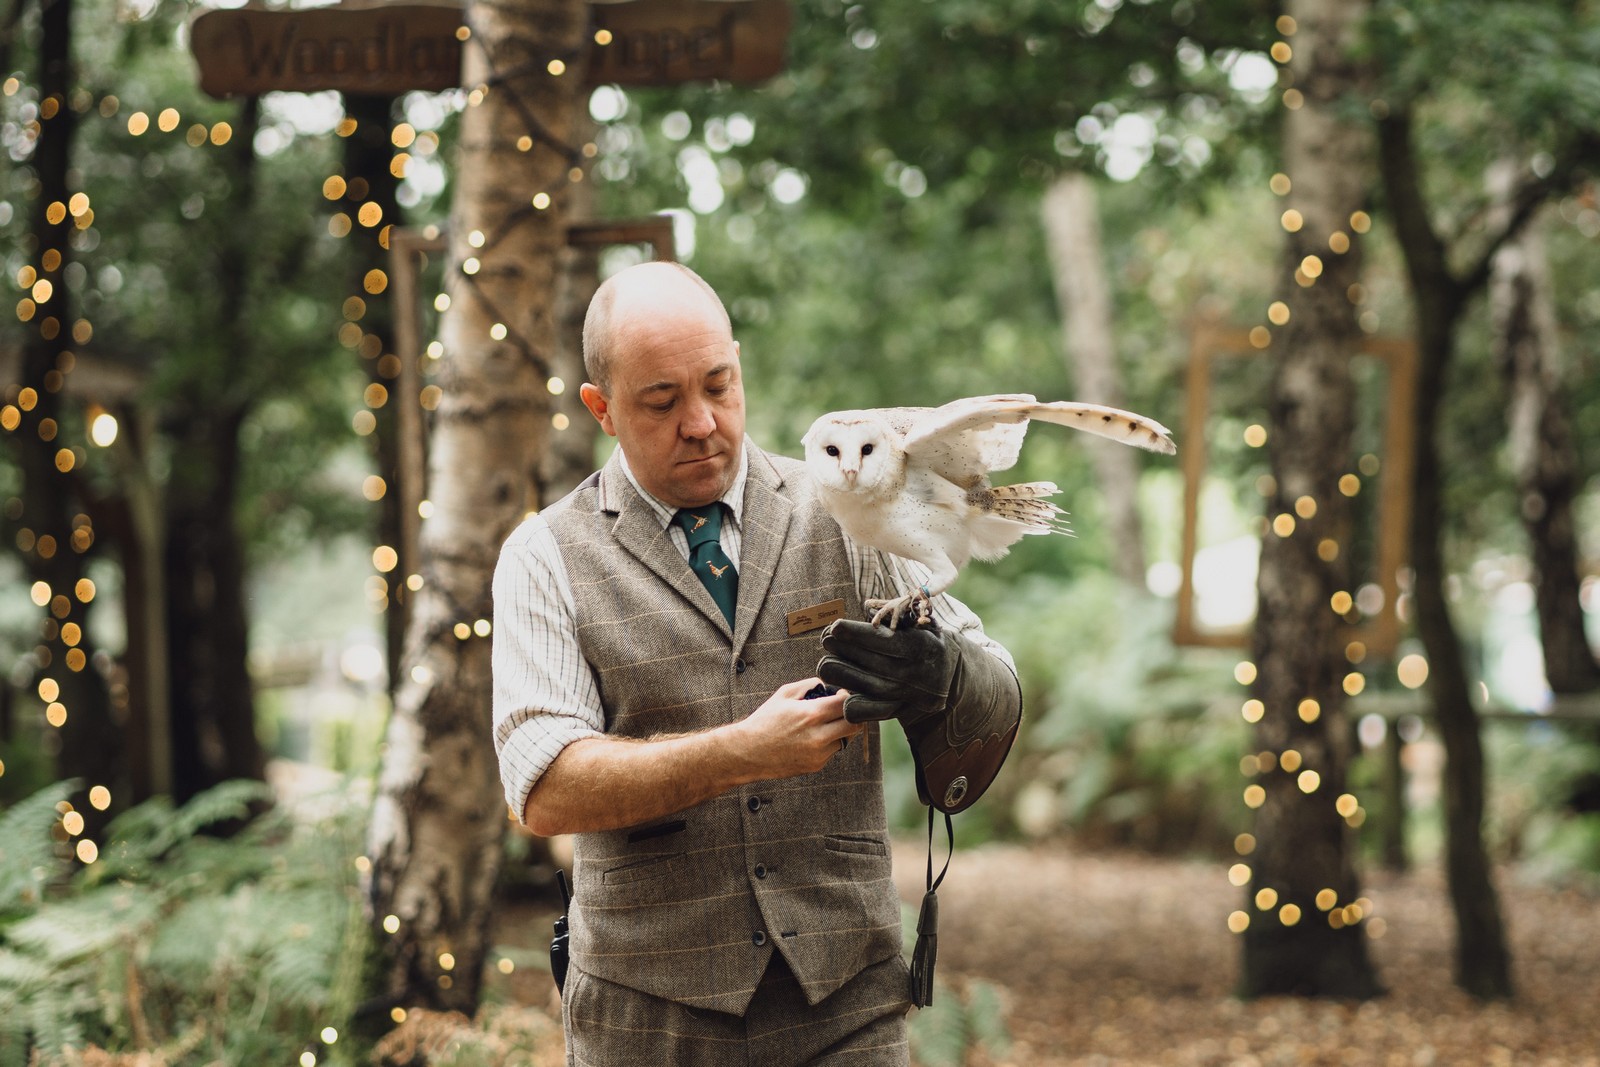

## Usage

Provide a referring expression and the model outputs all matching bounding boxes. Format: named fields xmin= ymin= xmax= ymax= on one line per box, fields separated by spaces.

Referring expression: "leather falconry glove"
xmin=817 ymin=618 xmax=1021 ymax=814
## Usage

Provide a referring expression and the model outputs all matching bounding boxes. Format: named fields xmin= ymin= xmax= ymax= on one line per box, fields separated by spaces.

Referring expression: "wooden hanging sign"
xmin=190 ymin=0 xmax=790 ymax=99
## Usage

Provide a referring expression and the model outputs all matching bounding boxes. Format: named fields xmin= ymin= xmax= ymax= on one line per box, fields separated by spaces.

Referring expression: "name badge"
xmin=786 ymin=598 xmax=845 ymax=636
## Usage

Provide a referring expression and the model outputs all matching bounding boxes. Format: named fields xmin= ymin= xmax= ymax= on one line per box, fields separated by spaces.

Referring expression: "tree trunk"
xmin=163 ymin=98 xmax=268 ymax=804
xmin=1486 ymin=171 xmax=1600 ymax=695
xmin=366 ymin=0 xmax=588 ymax=1012
xmin=542 ymin=110 xmax=601 ymax=500
xmin=1377 ymin=110 xmax=1513 ymax=999
xmin=342 ymin=92 xmax=411 ymax=697
xmin=1040 ymin=172 xmax=1146 ymax=586
xmin=1240 ymin=0 xmax=1381 ymax=999
xmin=17 ymin=0 xmax=121 ymax=826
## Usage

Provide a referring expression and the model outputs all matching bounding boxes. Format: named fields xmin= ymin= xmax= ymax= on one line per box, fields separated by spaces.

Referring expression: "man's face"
xmin=582 ymin=305 xmax=746 ymax=509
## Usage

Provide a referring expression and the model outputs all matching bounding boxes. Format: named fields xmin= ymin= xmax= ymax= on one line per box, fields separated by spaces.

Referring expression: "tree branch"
xmin=1375 ymin=109 xmax=1461 ymax=311
xmin=1456 ymin=136 xmax=1600 ymax=298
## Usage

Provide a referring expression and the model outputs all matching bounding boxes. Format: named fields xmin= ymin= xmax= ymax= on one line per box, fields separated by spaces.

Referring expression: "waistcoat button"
xmin=754 ymin=863 xmax=767 ymax=879
xmin=746 ymin=796 xmax=761 ymax=813
xmin=752 ymin=930 xmax=767 ymax=947
xmin=734 ymin=658 xmax=746 ymax=674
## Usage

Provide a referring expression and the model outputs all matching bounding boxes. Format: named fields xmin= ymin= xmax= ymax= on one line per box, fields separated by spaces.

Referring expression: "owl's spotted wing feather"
xmin=901 ymin=396 xmax=1176 ymax=473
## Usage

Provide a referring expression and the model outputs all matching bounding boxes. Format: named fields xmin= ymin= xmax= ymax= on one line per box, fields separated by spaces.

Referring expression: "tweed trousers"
xmin=562 ymin=952 xmax=911 ymax=1066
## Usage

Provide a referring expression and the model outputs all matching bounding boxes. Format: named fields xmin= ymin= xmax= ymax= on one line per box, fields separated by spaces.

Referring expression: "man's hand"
xmin=816 ymin=618 xmax=1022 ymax=814
xmin=816 ymin=620 xmax=959 ymax=725
xmin=733 ymin=677 xmax=862 ymax=780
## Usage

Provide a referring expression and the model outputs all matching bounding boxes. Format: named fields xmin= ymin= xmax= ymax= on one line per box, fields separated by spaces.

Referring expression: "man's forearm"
xmin=519 ymin=679 xmax=860 ymax=836
xmin=522 ymin=728 xmax=754 ymax=836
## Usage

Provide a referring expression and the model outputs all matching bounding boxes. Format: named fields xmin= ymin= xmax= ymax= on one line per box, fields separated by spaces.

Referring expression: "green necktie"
xmin=675 ymin=504 xmax=738 ymax=627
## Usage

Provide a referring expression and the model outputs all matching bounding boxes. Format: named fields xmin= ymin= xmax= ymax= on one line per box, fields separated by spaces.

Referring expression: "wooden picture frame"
xmin=1173 ymin=318 xmax=1417 ymax=658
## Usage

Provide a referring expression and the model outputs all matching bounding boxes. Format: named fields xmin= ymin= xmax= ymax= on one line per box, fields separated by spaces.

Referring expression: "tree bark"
xmin=1040 ymin=172 xmax=1146 ymax=586
xmin=163 ymin=97 xmax=268 ymax=804
xmin=1377 ymin=110 xmax=1513 ymax=999
xmin=16 ymin=0 xmax=122 ymax=827
xmin=1240 ymin=0 xmax=1381 ymax=999
xmin=366 ymin=0 xmax=588 ymax=1012
xmin=1485 ymin=170 xmax=1600 ymax=695
xmin=541 ymin=110 xmax=601 ymax=500
xmin=342 ymin=92 xmax=411 ymax=697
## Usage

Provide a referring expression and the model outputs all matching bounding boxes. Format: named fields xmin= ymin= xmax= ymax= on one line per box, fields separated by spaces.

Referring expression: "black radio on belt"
xmin=551 ymin=868 xmax=571 ymax=993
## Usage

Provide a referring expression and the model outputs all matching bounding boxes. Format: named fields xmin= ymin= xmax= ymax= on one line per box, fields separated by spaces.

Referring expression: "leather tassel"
xmin=909 ymin=888 xmax=939 ymax=1007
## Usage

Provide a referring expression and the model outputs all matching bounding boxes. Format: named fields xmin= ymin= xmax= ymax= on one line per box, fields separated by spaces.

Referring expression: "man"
xmin=492 ymin=261 xmax=1020 ymax=1065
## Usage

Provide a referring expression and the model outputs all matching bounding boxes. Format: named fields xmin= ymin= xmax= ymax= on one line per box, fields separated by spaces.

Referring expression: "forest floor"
xmin=475 ymin=842 xmax=1600 ymax=1067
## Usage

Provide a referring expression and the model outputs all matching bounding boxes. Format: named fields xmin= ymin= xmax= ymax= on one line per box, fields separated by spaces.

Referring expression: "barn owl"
xmin=802 ymin=394 xmax=1176 ymax=627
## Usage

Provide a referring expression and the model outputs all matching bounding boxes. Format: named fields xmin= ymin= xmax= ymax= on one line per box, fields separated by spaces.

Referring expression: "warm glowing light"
xmin=406 ymin=574 xmax=424 ymax=591
xmin=547 ymin=376 xmax=565 ymax=395
xmin=1255 ymin=887 xmax=1278 ymax=910
xmin=420 ymin=385 xmax=443 ymax=411
xmin=62 ymin=810 xmax=84 ymax=835
xmin=373 ymin=546 xmax=399 ymax=573
xmin=363 ymin=476 xmax=387 ymax=501
xmin=353 ymin=410 xmax=377 ymax=435
xmin=1280 ymin=903 xmax=1303 ymax=926
xmin=463 ymin=257 xmax=481 ymax=275
xmin=1228 ymin=911 xmax=1250 ymax=933
xmin=490 ymin=323 xmax=508 ymax=340
xmin=473 ymin=619 xmax=492 ymax=637
xmin=548 ymin=59 xmax=567 ymax=76
xmin=1331 ymin=591 xmax=1353 ymax=614
xmin=1300 ymin=255 xmax=1323 ymax=278
xmin=321 ymin=1027 xmax=338 ymax=1044
xmin=1234 ymin=661 xmax=1257 ymax=685
xmin=301 ymin=1053 xmax=317 ymax=1067
xmin=1272 ymin=514 xmax=1295 ymax=537
xmin=1241 ymin=699 xmax=1264 ymax=723
xmin=364 ymin=269 xmax=388 ymax=294
xmin=1345 ymin=641 xmax=1366 ymax=664
xmin=1297 ymin=770 xmax=1321 ymax=793
xmin=38 ymin=678 xmax=59 ymax=702
xmin=1294 ymin=495 xmax=1316 ymax=519
xmin=532 ymin=192 xmax=552 ymax=210
xmin=55 ymin=448 xmax=75 ymax=472
xmin=1270 ymin=41 xmax=1292 ymax=63
xmin=391 ymin=1007 xmax=407 ymax=1023
xmin=516 ymin=135 xmax=533 ymax=151
xmin=1280 ymin=208 xmax=1303 ymax=232
xmin=553 ymin=412 xmax=571 ymax=431
xmin=359 ymin=202 xmax=383 ymax=227
xmin=1267 ymin=301 xmax=1290 ymax=326
xmin=75 ymin=839 xmax=98 ymax=863
xmin=497 ymin=957 xmax=515 ymax=974
xmin=329 ymin=214 xmax=353 ymax=238
xmin=438 ymin=952 xmax=456 ymax=971
xmin=46 ymin=703 xmax=67 ymax=727
xmin=1339 ymin=473 xmax=1360 ymax=496
xmin=127 ymin=111 xmax=150 ymax=135
xmin=1235 ymin=833 xmax=1256 ymax=855
xmin=89 ymin=786 xmax=111 ymax=810
xmin=383 ymin=915 xmax=401 ymax=934
xmin=365 ymin=384 xmax=389 ymax=408
xmin=210 ymin=122 xmax=232 ymax=145
xmin=391 ymin=123 xmax=417 ymax=148
xmin=1248 ymin=325 xmax=1271 ymax=349
xmin=1346 ymin=806 xmax=1366 ymax=828
xmin=1240 ymin=754 xmax=1259 ymax=776
xmin=1329 ymin=231 xmax=1350 ymax=254
xmin=1269 ymin=173 xmax=1291 ymax=195
xmin=1343 ymin=672 xmax=1366 ymax=696
xmin=1243 ymin=785 xmax=1266 ymax=809
xmin=1298 ymin=698 xmax=1320 ymax=723
xmin=1278 ymin=750 xmax=1301 ymax=773
xmin=1282 ymin=88 xmax=1304 ymax=109
xmin=31 ymin=581 xmax=51 ymax=606
xmin=1397 ymin=654 xmax=1429 ymax=689
xmin=454 ymin=622 xmax=472 ymax=640
xmin=1350 ymin=211 xmax=1372 ymax=233
xmin=1336 ymin=794 xmax=1359 ymax=818
xmin=75 ymin=578 xmax=95 ymax=602
xmin=1228 ymin=863 xmax=1251 ymax=886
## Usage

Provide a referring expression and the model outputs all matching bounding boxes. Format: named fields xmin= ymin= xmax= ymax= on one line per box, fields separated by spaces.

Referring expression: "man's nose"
xmin=680 ymin=395 xmax=715 ymax=439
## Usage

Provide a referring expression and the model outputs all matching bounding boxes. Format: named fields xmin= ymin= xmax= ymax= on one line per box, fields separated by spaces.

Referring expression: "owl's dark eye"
xmin=861 ymin=444 xmax=874 ymax=457
xmin=825 ymin=445 xmax=840 ymax=457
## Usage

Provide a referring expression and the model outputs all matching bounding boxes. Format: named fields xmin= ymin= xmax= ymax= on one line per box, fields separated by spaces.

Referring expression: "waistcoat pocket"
xmin=602 ymin=852 xmax=683 ymax=886
xmin=823 ymin=833 xmax=889 ymax=858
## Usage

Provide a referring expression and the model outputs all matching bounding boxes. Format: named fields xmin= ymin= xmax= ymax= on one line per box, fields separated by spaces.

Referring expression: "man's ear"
xmin=579 ymin=383 xmax=616 ymax=437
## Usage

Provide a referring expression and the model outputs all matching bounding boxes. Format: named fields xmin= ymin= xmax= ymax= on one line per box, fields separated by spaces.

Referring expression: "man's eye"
xmin=825 ymin=445 xmax=839 ymax=457
xmin=861 ymin=444 xmax=874 ymax=456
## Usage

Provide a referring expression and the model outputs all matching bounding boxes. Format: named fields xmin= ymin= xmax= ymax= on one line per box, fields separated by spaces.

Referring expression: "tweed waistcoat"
xmin=542 ymin=445 xmax=903 ymax=1016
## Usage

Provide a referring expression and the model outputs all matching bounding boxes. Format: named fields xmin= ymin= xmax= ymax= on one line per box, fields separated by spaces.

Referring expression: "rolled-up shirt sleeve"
xmin=844 ymin=537 xmax=1017 ymax=674
xmin=491 ymin=517 xmax=606 ymax=825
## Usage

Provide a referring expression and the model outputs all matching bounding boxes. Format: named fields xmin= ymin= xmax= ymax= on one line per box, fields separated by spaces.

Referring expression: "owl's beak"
xmin=842 ymin=468 xmax=858 ymax=484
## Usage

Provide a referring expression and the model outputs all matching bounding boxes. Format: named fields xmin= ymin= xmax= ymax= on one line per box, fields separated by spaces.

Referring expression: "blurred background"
xmin=1 ymin=0 xmax=1598 ymax=1064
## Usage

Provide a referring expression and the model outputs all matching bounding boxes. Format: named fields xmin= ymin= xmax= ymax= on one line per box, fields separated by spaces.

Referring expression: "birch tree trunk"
xmin=1041 ymin=172 xmax=1146 ymax=586
xmin=367 ymin=0 xmax=588 ymax=1012
xmin=1240 ymin=0 xmax=1382 ymax=998
xmin=1486 ymin=172 xmax=1600 ymax=695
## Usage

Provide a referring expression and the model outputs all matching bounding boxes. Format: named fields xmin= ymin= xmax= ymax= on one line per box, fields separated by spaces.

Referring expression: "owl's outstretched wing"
xmin=885 ymin=394 xmax=1037 ymax=486
xmin=901 ymin=395 xmax=1176 ymax=484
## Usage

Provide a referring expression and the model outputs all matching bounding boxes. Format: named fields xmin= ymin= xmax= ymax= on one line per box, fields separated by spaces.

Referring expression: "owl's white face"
xmin=802 ymin=415 xmax=900 ymax=496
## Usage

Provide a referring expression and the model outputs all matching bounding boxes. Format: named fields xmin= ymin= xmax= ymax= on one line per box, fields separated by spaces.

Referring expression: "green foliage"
xmin=898 ymin=903 xmax=1012 ymax=1067
xmin=0 ymin=780 xmax=371 ymax=1067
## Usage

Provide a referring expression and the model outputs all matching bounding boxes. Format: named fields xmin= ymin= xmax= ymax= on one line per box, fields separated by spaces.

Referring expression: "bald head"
xmin=583 ymin=262 xmax=732 ymax=395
